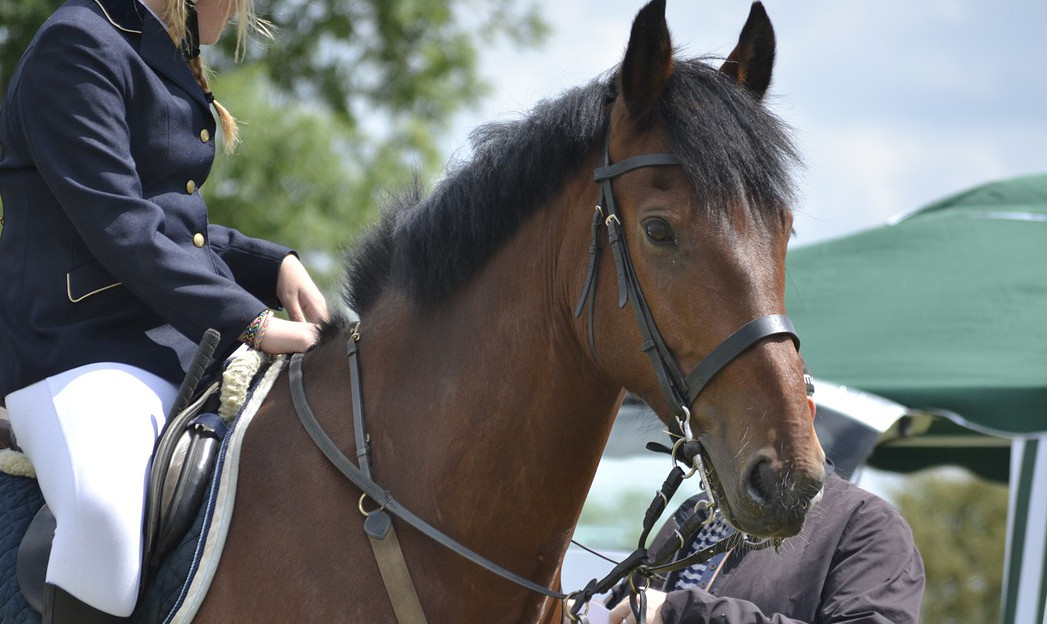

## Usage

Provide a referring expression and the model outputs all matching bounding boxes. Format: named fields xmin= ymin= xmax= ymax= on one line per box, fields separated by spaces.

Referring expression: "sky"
xmin=441 ymin=0 xmax=1046 ymax=502
xmin=444 ymin=0 xmax=1047 ymax=249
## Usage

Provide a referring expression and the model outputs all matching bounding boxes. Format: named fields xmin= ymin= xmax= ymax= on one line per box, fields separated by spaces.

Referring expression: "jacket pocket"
xmin=66 ymin=261 xmax=122 ymax=303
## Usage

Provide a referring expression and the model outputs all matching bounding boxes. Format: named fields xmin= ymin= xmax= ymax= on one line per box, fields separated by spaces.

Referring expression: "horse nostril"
xmin=746 ymin=458 xmax=776 ymax=506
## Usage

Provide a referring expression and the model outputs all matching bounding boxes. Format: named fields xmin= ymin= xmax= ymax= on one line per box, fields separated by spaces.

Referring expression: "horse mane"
xmin=342 ymin=56 xmax=799 ymax=315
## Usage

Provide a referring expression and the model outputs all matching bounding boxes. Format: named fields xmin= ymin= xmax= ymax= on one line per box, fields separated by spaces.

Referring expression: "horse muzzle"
xmin=705 ymin=446 xmax=826 ymax=539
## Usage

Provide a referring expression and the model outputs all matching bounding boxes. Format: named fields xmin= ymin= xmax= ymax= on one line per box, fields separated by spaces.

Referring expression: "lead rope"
xmin=565 ymin=421 xmax=713 ymax=623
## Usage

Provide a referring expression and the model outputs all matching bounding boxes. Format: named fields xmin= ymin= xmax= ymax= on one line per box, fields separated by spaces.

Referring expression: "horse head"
xmin=584 ymin=0 xmax=825 ymax=538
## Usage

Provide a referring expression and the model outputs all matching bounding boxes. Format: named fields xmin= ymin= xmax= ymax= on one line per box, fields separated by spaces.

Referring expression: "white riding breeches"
xmin=5 ymin=363 xmax=178 ymax=617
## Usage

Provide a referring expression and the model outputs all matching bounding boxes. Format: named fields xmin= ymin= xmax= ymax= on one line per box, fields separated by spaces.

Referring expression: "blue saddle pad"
xmin=0 ymin=439 xmax=236 ymax=624
xmin=0 ymin=353 xmax=279 ymax=623
xmin=0 ymin=473 xmax=43 ymax=623
xmin=0 ymin=470 xmax=211 ymax=624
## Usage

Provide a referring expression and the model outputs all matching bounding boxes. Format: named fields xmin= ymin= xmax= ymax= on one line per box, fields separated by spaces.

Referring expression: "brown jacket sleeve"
xmin=657 ymin=475 xmax=924 ymax=624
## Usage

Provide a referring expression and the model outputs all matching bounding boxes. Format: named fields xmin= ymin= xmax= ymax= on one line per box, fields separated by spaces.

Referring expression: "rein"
xmin=288 ymin=124 xmax=802 ymax=623
xmin=289 ymin=341 xmax=571 ymax=604
xmin=290 ymin=338 xmax=712 ymax=622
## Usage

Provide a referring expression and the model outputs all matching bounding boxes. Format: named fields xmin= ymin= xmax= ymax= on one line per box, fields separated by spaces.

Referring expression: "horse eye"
xmin=643 ymin=218 xmax=676 ymax=245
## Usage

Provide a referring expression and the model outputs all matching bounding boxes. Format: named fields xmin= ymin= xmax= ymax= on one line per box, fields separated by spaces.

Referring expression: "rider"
xmin=0 ymin=0 xmax=328 ymax=620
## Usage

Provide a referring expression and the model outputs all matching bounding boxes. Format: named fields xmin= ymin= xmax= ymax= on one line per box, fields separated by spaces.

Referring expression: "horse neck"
xmin=351 ymin=176 xmax=622 ymax=614
xmin=361 ymin=186 xmax=620 ymax=486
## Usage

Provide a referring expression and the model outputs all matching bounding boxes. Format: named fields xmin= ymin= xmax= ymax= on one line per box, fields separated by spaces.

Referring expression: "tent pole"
xmin=1002 ymin=436 xmax=1047 ymax=624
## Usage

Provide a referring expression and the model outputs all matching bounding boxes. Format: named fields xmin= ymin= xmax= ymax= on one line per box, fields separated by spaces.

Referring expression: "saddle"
xmin=9 ymin=334 xmax=268 ymax=616
xmin=11 ymin=382 xmax=227 ymax=614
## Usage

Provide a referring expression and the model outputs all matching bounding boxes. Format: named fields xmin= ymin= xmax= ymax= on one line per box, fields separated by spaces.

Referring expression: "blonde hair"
xmin=157 ymin=0 xmax=271 ymax=154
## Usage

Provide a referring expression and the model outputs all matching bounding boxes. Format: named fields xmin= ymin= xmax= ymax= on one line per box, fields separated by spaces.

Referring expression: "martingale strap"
xmin=346 ymin=334 xmax=425 ymax=624
xmin=288 ymin=347 xmax=572 ymax=609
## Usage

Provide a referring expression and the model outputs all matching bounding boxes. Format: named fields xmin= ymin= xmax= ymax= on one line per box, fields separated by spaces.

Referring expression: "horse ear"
xmin=619 ymin=0 xmax=673 ymax=124
xmin=719 ymin=2 xmax=776 ymax=100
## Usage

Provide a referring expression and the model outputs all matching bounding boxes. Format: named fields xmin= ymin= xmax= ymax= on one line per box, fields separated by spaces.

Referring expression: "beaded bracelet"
xmin=238 ymin=309 xmax=272 ymax=350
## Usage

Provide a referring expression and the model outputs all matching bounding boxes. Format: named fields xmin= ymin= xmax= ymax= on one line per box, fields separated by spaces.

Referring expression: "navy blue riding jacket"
xmin=0 ymin=0 xmax=290 ymax=396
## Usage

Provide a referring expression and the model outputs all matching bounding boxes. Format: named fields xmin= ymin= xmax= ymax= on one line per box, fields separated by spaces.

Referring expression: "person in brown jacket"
xmin=607 ymin=374 xmax=924 ymax=624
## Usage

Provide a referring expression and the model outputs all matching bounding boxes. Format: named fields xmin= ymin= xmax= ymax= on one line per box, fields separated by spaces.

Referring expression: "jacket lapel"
xmin=93 ymin=0 xmax=210 ymax=110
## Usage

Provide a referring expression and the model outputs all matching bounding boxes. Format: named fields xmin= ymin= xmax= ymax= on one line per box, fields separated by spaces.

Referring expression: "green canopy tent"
xmin=785 ymin=172 xmax=1047 ymax=624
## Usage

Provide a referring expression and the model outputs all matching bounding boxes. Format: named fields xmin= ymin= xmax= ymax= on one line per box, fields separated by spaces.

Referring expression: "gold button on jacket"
xmin=199 ymin=129 xmax=210 ymax=143
xmin=193 ymin=233 xmax=205 ymax=248
xmin=186 ymin=179 xmax=196 ymax=194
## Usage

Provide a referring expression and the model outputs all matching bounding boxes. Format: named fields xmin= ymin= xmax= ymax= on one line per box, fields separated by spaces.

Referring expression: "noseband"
xmin=574 ymin=126 xmax=800 ymax=423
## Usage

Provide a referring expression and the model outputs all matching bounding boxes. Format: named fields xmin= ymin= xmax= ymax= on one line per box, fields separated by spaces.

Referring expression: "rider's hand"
xmin=608 ymin=590 xmax=667 ymax=624
xmin=257 ymin=316 xmax=320 ymax=354
xmin=276 ymin=253 xmax=329 ymax=324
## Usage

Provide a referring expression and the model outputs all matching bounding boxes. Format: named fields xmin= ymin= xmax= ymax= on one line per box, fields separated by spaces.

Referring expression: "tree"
xmin=0 ymin=0 xmax=548 ymax=280
xmin=1 ymin=0 xmax=545 ymax=168
xmin=212 ymin=1 xmax=546 ymax=163
xmin=202 ymin=67 xmax=365 ymax=292
xmin=202 ymin=65 xmax=442 ymax=294
xmin=0 ymin=0 xmax=52 ymax=90
xmin=892 ymin=469 xmax=1009 ymax=624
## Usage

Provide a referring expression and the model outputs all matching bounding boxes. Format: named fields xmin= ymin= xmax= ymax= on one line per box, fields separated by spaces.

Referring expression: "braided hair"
xmin=154 ymin=0 xmax=270 ymax=154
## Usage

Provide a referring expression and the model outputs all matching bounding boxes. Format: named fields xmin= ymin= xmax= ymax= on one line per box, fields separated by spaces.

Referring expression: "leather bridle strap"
xmin=579 ymin=127 xmax=800 ymax=421
xmin=681 ymin=314 xmax=798 ymax=405
xmin=595 ymin=153 xmax=684 ymax=179
xmin=288 ymin=349 xmax=571 ymax=605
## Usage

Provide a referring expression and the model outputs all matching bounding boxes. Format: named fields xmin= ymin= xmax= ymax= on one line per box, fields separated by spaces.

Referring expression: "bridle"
xmin=575 ymin=122 xmax=801 ymax=430
xmin=288 ymin=120 xmax=803 ymax=623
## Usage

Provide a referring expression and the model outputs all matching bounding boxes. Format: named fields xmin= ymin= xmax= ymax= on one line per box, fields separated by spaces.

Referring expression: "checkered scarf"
xmin=672 ymin=513 xmax=735 ymax=590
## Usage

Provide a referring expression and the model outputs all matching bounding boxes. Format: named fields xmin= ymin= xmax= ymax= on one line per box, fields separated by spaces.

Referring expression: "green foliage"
xmin=204 ymin=67 xmax=370 ymax=292
xmin=219 ymin=0 xmax=547 ymax=119
xmin=892 ymin=469 xmax=1009 ymax=624
xmin=0 ymin=0 xmax=55 ymax=91
xmin=0 ymin=0 xmax=548 ymax=289
xmin=576 ymin=488 xmax=657 ymax=550
xmin=212 ymin=0 xmax=547 ymax=177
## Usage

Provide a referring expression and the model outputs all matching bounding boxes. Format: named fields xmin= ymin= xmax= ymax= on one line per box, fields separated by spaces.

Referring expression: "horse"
xmin=189 ymin=1 xmax=825 ymax=621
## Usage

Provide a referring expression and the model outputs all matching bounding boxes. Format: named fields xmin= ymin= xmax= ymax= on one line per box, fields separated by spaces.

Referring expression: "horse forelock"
xmin=341 ymin=57 xmax=799 ymax=317
xmin=661 ymin=59 xmax=801 ymax=223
